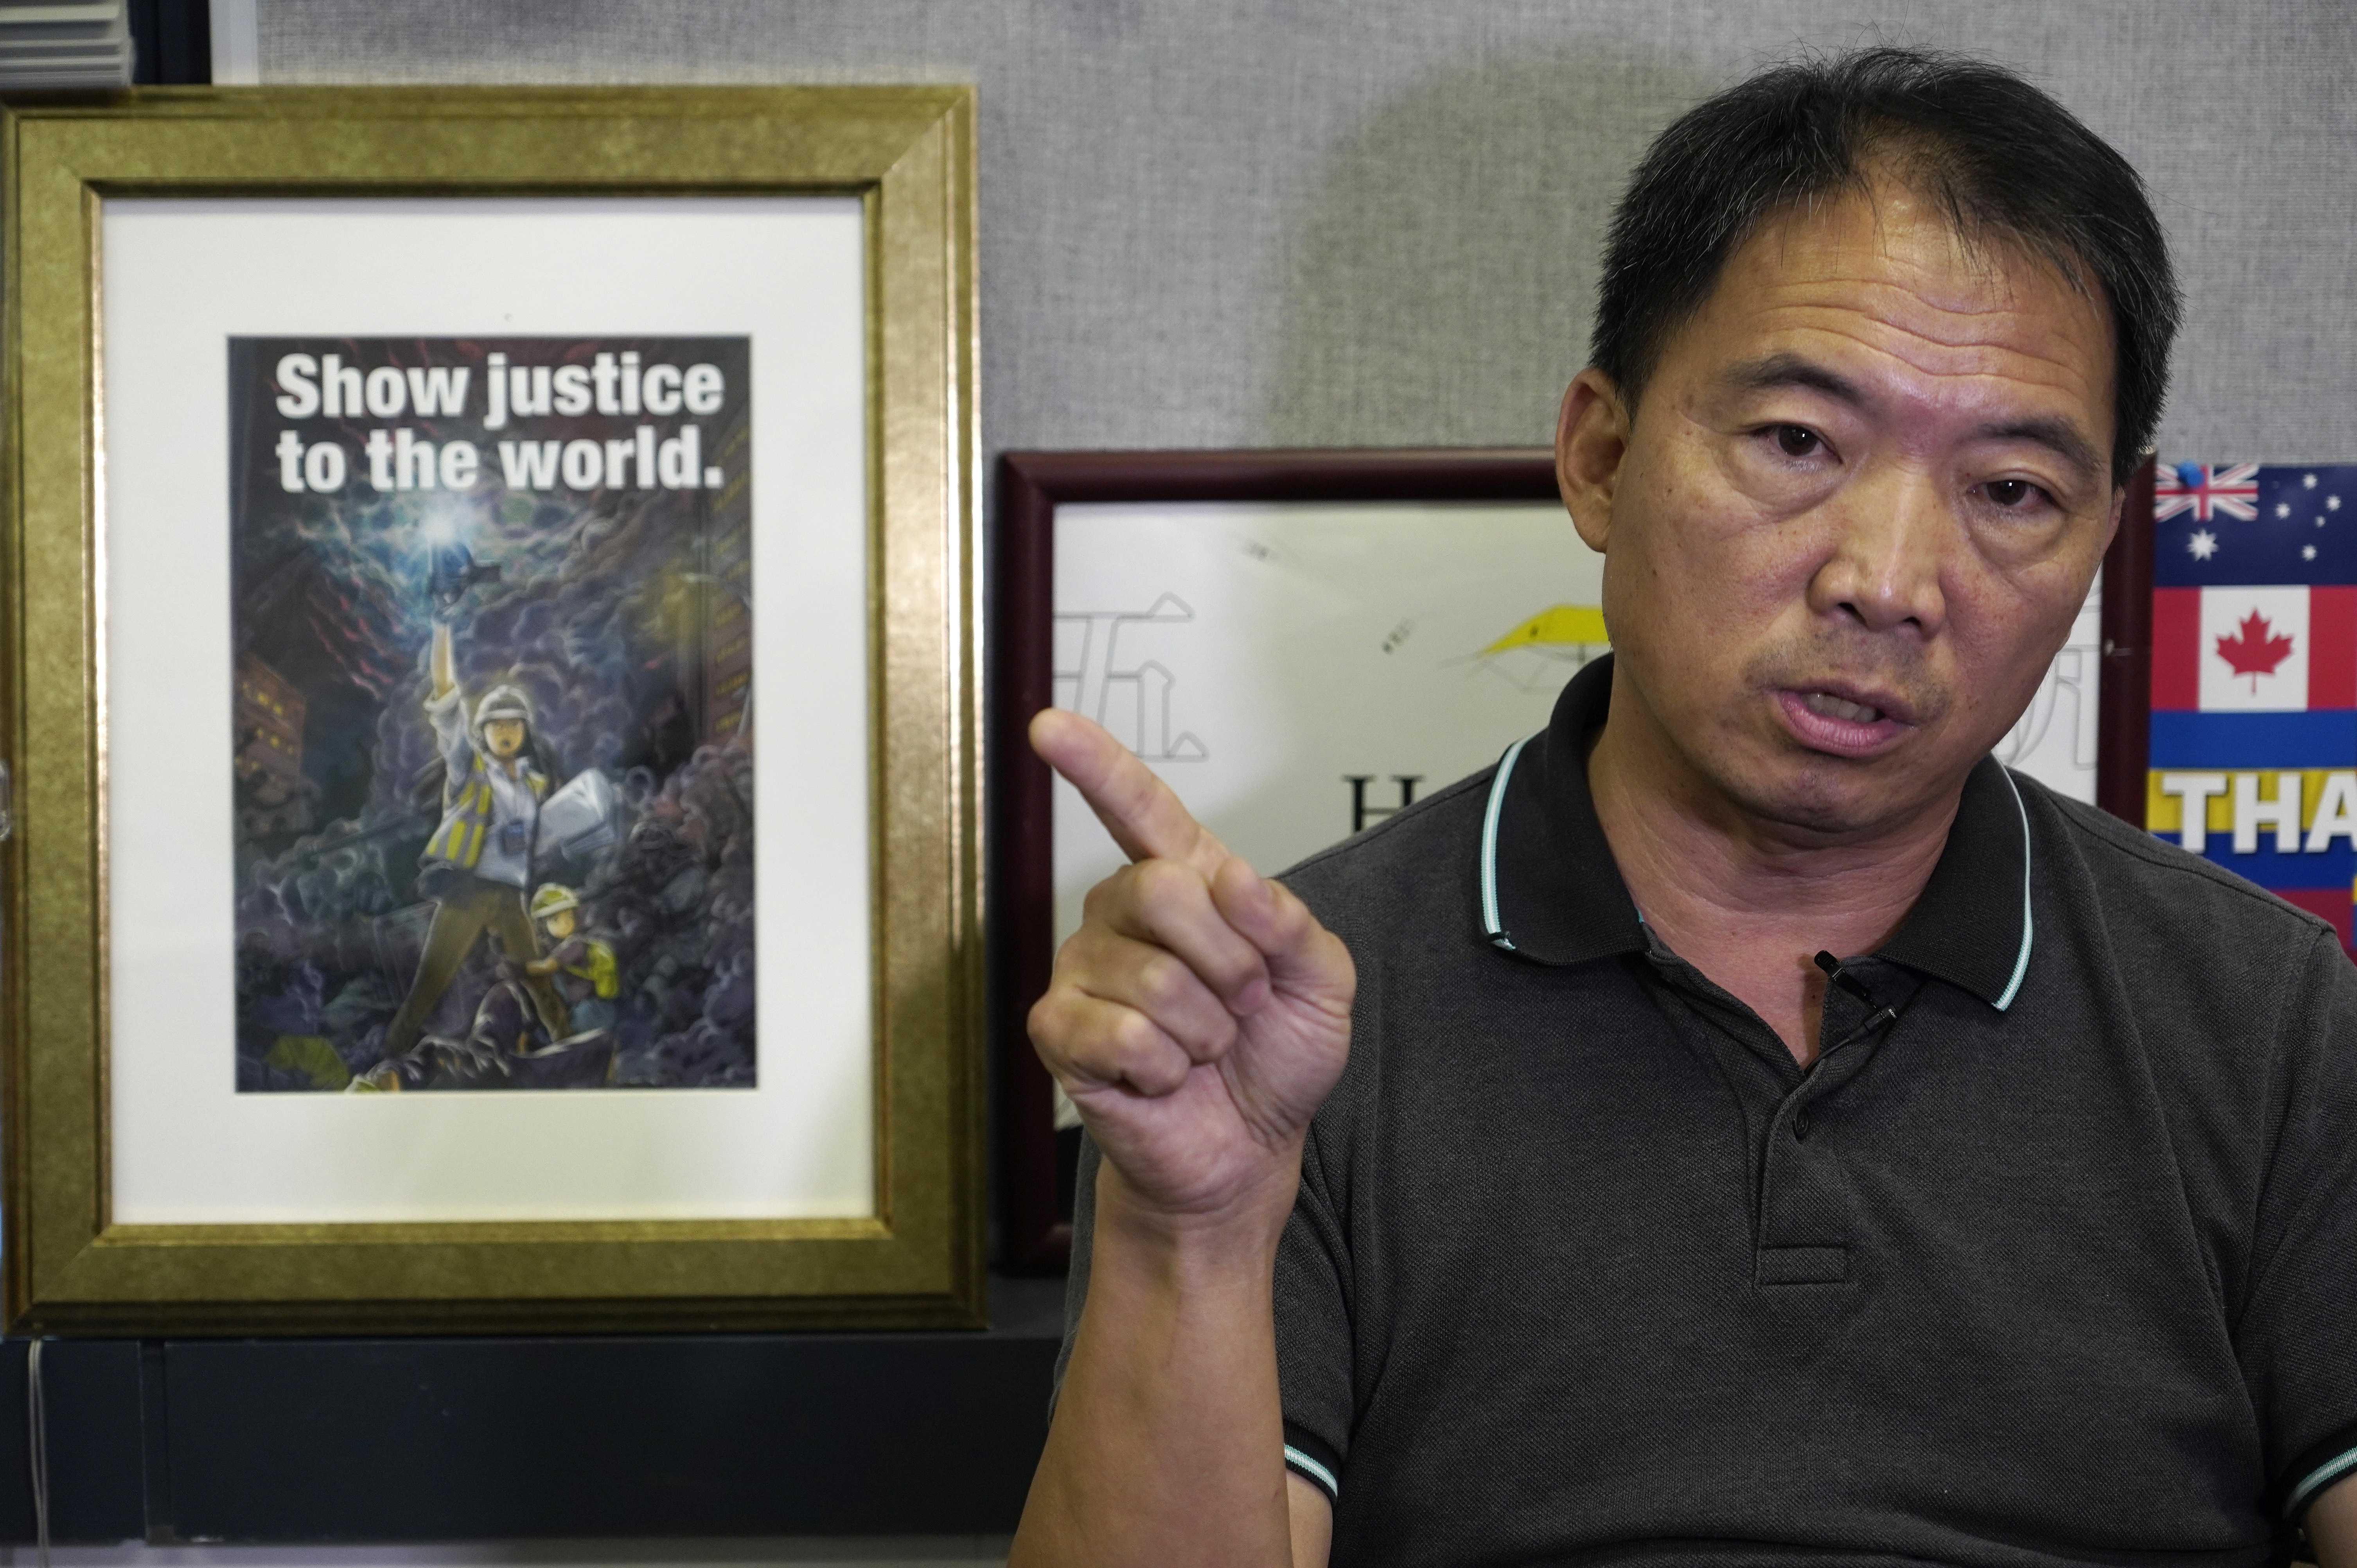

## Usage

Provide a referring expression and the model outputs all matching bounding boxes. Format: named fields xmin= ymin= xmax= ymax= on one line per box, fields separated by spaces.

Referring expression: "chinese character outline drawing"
xmin=1053 ymin=592 xmax=1208 ymax=762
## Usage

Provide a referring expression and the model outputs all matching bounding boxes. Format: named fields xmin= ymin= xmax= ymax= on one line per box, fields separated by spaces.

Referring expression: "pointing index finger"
xmin=1030 ymin=707 xmax=1230 ymax=874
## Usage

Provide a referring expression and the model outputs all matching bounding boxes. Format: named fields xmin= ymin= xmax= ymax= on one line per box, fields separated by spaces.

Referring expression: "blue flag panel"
xmin=2148 ymin=709 xmax=2357 ymax=770
xmin=2154 ymin=463 xmax=2357 ymax=587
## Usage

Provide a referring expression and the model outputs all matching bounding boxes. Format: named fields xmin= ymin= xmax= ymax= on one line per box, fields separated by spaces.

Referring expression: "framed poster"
xmin=1 ymin=88 xmax=983 ymax=1333
xmin=2127 ymin=456 xmax=2357 ymax=957
xmin=999 ymin=449 xmax=1582 ymax=1268
xmin=1001 ymin=449 xmax=2150 ymax=1269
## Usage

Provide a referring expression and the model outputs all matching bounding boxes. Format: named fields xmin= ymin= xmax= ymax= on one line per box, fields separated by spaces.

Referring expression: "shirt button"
xmin=1792 ymin=1114 xmax=1812 ymax=1142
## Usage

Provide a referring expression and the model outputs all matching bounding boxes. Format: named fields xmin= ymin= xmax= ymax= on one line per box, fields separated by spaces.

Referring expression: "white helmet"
xmin=473 ymin=683 xmax=534 ymax=737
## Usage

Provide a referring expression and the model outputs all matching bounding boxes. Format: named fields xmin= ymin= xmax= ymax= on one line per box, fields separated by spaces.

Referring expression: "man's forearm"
xmin=1009 ymin=1161 xmax=1302 ymax=1568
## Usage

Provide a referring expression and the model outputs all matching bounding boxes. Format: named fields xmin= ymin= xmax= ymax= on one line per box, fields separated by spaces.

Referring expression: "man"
xmin=379 ymin=616 xmax=572 ymax=1060
xmin=1012 ymin=49 xmax=2357 ymax=1568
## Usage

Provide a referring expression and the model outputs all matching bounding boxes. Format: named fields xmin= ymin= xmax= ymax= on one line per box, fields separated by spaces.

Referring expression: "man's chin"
xmin=1707 ymin=749 xmax=1946 ymax=841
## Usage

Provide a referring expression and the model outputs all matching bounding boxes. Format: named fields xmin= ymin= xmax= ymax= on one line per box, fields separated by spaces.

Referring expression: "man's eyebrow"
xmin=1967 ymin=416 xmax=2103 ymax=486
xmin=1718 ymin=352 xmax=1870 ymax=407
xmin=1722 ymin=353 xmax=2104 ymax=485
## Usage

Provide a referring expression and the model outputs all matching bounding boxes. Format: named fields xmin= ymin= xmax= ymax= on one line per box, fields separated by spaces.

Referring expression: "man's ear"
xmin=2102 ymin=479 xmax=2127 ymax=556
xmin=1556 ymin=368 xmax=1628 ymax=553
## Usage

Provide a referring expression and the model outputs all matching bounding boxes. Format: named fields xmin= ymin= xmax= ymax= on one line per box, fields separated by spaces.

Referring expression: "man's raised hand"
xmin=1028 ymin=708 xmax=1355 ymax=1223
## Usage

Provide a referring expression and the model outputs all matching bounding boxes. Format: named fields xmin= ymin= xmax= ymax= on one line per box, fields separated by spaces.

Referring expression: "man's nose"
xmin=1807 ymin=465 xmax=1950 ymax=639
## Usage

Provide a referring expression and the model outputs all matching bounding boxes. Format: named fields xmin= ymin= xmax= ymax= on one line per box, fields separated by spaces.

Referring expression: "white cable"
xmin=27 ymin=1338 xmax=50 ymax=1568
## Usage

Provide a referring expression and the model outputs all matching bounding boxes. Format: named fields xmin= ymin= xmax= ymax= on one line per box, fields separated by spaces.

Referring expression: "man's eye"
xmin=1985 ymin=478 xmax=2048 ymax=510
xmin=1773 ymin=425 xmax=1821 ymax=458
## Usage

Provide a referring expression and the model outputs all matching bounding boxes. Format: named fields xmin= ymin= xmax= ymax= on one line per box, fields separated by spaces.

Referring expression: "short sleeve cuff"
xmin=2287 ymin=1432 xmax=2357 ymax=1521
xmin=426 ymin=684 xmax=471 ymax=746
xmin=1282 ymin=1421 xmax=1342 ymax=1503
xmin=2278 ymin=1415 xmax=2357 ymax=1521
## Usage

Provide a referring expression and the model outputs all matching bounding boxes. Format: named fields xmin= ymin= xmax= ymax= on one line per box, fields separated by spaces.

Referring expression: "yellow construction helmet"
xmin=530 ymin=883 xmax=579 ymax=921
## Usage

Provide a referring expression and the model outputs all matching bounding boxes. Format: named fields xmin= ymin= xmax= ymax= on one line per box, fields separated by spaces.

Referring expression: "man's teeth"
xmin=1803 ymin=692 xmax=1883 ymax=724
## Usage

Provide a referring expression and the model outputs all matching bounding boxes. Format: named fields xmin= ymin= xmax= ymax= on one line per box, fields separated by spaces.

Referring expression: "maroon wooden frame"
xmin=995 ymin=446 xmax=2155 ymax=1270
xmin=995 ymin=448 xmax=1562 ymax=1270
xmin=2094 ymin=454 xmax=2158 ymax=827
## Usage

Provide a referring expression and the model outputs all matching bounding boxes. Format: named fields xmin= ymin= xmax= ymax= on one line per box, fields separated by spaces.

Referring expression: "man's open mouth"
xmin=1773 ymin=685 xmax=1917 ymax=758
xmin=1800 ymin=691 xmax=1884 ymax=725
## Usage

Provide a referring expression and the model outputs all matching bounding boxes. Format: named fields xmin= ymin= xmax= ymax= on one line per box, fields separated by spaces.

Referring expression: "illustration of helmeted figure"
xmin=378 ymin=612 xmax=573 ymax=1060
xmin=525 ymin=883 xmax=621 ymax=1037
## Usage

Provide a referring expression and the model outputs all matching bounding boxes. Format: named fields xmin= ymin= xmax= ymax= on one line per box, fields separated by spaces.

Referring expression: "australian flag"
xmin=2149 ymin=462 xmax=2357 ymax=952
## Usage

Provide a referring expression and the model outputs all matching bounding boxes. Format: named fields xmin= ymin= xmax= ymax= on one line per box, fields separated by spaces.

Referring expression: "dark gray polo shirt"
xmin=1062 ymin=656 xmax=2357 ymax=1566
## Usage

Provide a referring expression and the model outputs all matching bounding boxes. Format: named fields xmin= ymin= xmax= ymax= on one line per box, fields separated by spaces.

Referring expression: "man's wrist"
xmin=1092 ymin=1152 xmax=1301 ymax=1281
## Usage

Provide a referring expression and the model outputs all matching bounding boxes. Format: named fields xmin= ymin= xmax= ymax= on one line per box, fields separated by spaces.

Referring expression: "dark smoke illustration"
xmin=229 ymin=336 xmax=755 ymax=1093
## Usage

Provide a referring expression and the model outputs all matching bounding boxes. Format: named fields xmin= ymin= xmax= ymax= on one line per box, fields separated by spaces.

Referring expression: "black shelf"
xmin=0 ymin=1276 xmax=1064 ymax=1545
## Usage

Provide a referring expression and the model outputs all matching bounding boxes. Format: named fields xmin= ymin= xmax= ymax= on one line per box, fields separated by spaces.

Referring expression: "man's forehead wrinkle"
xmin=1755 ymin=302 xmax=2101 ymax=392
xmin=1726 ymin=300 xmax=2105 ymax=407
xmin=1730 ymin=257 xmax=2109 ymax=404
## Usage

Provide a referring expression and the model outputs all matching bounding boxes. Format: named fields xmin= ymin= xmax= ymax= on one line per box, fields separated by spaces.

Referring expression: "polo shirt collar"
xmin=1478 ymin=657 xmax=1647 ymax=967
xmin=1477 ymin=655 xmax=2035 ymax=1010
xmin=1879 ymin=750 xmax=2036 ymax=1010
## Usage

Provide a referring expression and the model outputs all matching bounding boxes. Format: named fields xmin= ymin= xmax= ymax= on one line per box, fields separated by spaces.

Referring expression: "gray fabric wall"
xmin=260 ymin=0 xmax=2356 ymax=472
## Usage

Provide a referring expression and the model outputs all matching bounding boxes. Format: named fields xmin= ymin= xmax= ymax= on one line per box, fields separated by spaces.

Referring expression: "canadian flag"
xmin=2152 ymin=585 xmax=2357 ymax=712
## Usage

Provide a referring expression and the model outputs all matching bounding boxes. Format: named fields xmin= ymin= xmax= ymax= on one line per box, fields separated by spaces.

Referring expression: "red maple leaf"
xmin=2216 ymin=610 xmax=2296 ymax=692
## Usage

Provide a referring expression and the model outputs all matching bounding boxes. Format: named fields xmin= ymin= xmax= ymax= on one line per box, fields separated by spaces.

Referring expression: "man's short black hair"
xmin=1592 ymin=47 xmax=2179 ymax=488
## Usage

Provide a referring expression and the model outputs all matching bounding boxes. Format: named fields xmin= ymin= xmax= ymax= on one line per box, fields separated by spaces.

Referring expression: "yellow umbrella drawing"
xmin=1480 ymin=604 xmax=1608 ymax=654
xmin=1466 ymin=604 xmax=1610 ymax=694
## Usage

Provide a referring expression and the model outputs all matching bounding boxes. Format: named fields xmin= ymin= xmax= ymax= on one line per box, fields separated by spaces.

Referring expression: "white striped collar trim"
xmin=1479 ymin=734 xmax=1534 ymax=951
xmin=2289 ymin=1444 xmax=2357 ymax=1517
xmin=1992 ymin=766 xmax=2035 ymax=1012
xmin=1283 ymin=1444 xmax=1338 ymax=1500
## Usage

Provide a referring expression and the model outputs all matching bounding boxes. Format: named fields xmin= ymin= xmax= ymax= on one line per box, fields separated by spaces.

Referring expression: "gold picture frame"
xmin=0 ymin=88 xmax=984 ymax=1334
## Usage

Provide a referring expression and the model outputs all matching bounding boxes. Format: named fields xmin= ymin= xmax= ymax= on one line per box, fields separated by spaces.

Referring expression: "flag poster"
xmin=2147 ymin=461 xmax=2357 ymax=954
xmin=230 ymin=337 xmax=756 ymax=1093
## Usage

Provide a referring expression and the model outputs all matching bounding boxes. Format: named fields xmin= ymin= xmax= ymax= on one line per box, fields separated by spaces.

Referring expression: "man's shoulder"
xmin=2016 ymin=775 xmax=2352 ymax=1051
xmin=2019 ymin=771 xmax=2337 ymax=948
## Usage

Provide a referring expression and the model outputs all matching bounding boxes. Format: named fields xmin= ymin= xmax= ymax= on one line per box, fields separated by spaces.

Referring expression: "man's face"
xmin=1559 ymin=176 xmax=2120 ymax=838
xmin=483 ymin=717 xmax=528 ymax=759
xmin=543 ymin=907 xmax=577 ymax=941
